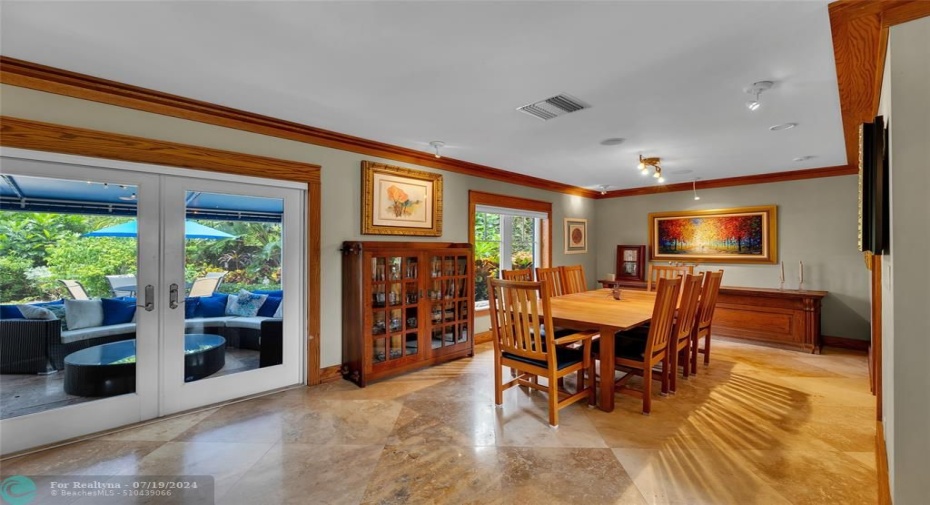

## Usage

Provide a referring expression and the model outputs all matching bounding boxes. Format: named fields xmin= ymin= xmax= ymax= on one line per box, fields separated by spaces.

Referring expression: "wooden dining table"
xmin=549 ymin=288 xmax=657 ymax=412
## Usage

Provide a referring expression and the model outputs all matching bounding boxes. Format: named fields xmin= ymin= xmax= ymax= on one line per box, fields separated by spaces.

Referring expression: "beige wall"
xmin=0 ymin=84 xmax=597 ymax=367
xmin=885 ymin=16 xmax=930 ymax=504
xmin=593 ymin=176 xmax=871 ymax=340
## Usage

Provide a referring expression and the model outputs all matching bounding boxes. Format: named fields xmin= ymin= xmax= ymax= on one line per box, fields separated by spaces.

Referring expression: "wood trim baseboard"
xmin=474 ymin=330 xmax=493 ymax=345
xmin=877 ymin=420 xmax=892 ymax=505
xmin=821 ymin=335 xmax=870 ymax=352
xmin=319 ymin=364 xmax=343 ymax=384
xmin=1 ymin=56 xmax=869 ymax=199
xmin=0 ymin=115 xmax=324 ymax=386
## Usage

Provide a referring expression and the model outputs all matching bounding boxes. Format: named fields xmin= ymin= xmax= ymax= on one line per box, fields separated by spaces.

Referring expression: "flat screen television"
xmin=858 ymin=115 xmax=888 ymax=254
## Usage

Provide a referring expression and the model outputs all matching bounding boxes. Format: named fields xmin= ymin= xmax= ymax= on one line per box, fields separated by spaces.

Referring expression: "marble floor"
xmin=0 ymin=348 xmax=260 ymax=420
xmin=0 ymin=338 xmax=878 ymax=504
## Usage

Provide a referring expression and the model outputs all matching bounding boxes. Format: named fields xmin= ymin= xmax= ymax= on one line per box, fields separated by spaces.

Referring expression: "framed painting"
xmin=362 ymin=161 xmax=443 ymax=236
xmin=648 ymin=205 xmax=778 ymax=264
xmin=564 ymin=218 xmax=587 ymax=254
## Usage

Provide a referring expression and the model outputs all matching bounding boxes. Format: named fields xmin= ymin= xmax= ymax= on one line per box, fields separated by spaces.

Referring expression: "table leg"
xmin=599 ymin=325 xmax=616 ymax=412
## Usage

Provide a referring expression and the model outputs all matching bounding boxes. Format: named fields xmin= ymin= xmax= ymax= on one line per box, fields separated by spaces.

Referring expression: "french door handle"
xmin=137 ymin=285 xmax=155 ymax=312
xmin=169 ymin=283 xmax=182 ymax=310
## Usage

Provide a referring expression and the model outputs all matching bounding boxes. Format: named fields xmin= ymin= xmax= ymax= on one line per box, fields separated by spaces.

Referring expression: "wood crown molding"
xmin=0 ymin=56 xmax=597 ymax=199
xmin=0 ymin=116 xmax=323 ymax=386
xmin=828 ymin=0 xmax=930 ymax=166
xmin=1 ymin=55 xmax=870 ymax=199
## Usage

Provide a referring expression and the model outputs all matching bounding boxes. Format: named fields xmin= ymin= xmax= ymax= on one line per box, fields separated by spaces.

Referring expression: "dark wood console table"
xmin=597 ymin=279 xmax=647 ymax=290
xmin=712 ymin=287 xmax=827 ymax=353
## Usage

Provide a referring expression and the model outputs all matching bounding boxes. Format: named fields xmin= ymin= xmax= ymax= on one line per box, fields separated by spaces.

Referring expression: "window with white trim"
xmin=474 ymin=204 xmax=545 ymax=309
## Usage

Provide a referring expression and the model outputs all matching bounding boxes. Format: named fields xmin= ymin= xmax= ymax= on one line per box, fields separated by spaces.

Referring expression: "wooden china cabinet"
xmin=341 ymin=241 xmax=475 ymax=387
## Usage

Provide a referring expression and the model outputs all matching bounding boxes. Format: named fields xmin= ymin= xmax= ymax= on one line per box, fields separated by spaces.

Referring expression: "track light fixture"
xmin=745 ymin=80 xmax=773 ymax=111
xmin=429 ymin=141 xmax=445 ymax=158
xmin=637 ymin=155 xmax=665 ymax=184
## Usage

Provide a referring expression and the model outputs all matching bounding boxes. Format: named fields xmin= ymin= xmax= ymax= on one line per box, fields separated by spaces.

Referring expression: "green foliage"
xmin=0 ymin=255 xmax=42 ymax=302
xmin=46 ymin=236 xmax=137 ymax=297
xmin=0 ymin=212 xmax=87 ymax=267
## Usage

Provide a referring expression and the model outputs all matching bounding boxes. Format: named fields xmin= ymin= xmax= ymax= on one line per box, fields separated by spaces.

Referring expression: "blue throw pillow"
xmin=198 ymin=293 xmax=228 ymax=318
xmin=0 ymin=304 xmax=24 ymax=319
xmin=33 ymin=299 xmax=65 ymax=307
xmin=254 ymin=289 xmax=283 ymax=298
xmin=257 ymin=296 xmax=282 ymax=317
xmin=101 ymin=298 xmax=136 ymax=326
xmin=184 ymin=297 xmax=201 ymax=319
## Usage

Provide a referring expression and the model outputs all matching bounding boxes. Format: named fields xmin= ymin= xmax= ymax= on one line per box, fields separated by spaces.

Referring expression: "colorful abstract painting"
xmin=648 ymin=206 xmax=777 ymax=264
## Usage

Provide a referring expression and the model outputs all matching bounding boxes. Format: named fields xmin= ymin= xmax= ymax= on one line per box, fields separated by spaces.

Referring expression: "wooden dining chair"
xmin=59 ymin=279 xmax=90 ymax=300
xmin=501 ymin=268 xmax=533 ymax=281
xmin=668 ymin=273 xmax=704 ymax=393
xmin=535 ymin=266 xmax=566 ymax=298
xmin=594 ymin=276 xmax=681 ymax=414
xmin=561 ymin=265 xmax=587 ymax=294
xmin=646 ymin=264 xmax=693 ymax=292
xmin=188 ymin=276 xmax=221 ymax=297
xmin=691 ymin=269 xmax=724 ymax=373
xmin=488 ymin=278 xmax=596 ymax=428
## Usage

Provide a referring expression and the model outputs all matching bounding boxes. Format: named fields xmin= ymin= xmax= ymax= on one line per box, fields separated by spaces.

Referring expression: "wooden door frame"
xmin=0 ymin=116 xmax=324 ymax=385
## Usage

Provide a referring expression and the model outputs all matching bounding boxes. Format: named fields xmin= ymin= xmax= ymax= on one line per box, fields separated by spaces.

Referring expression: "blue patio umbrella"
xmin=84 ymin=220 xmax=236 ymax=240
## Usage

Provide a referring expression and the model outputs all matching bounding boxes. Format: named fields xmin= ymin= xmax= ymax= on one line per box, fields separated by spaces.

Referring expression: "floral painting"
xmin=648 ymin=206 xmax=777 ymax=264
xmin=362 ymin=161 xmax=443 ymax=236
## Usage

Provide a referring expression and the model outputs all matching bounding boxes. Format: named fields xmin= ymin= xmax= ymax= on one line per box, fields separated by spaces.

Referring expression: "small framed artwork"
xmin=362 ymin=161 xmax=443 ymax=236
xmin=564 ymin=218 xmax=587 ymax=254
xmin=616 ymin=245 xmax=646 ymax=281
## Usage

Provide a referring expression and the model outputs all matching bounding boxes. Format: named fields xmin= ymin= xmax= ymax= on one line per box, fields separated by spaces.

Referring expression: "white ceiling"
xmin=0 ymin=1 xmax=847 ymax=191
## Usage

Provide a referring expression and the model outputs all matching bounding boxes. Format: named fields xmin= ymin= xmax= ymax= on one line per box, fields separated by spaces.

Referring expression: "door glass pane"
xmin=0 ymin=175 xmax=139 ymax=419
xmin=474 ymin=212 xmax=501 ymax=305
xmin=182 ymin=191 xmax=283 ymax=381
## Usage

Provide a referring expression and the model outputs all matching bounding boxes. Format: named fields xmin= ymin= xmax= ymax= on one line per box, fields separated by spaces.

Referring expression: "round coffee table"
xmin=64 ymin=334 xmax=226 ymax=396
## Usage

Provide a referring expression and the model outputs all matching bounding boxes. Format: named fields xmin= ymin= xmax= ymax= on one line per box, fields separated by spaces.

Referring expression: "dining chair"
xmin=691 ymin=269 xmax=724 ymax=373
xmin=488 ymin=278 xmax=596 ymax=428
xmin=561 ymin=265 xmax=587 ymax=294
xmin=668 ymin=273 xmax=704 ymax=393
xmin=595 ymin=276 xmax=681 ymax=414
xmin=501 ymin=268 xmax=533 ymax=281
xmin=646 ymin=264 xmax=693 ymax=292
xmin=535 ymin=266 xmax=566 ymax=298
xmin=105 ymin=274 xmax=136 ymax=298
xmin=188 ymin=277 xmax=222 ymax=298
xmin=59 ymin=280 xmax=90 ymax=300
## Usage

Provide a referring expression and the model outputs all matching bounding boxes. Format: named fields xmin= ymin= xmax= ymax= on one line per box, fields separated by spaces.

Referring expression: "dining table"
xmin=549 ymin=288 xmax=657 ymax=412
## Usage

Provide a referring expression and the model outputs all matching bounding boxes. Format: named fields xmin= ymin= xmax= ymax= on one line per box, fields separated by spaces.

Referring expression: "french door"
xmin=0 ymin=150 xmax=305 ymax=454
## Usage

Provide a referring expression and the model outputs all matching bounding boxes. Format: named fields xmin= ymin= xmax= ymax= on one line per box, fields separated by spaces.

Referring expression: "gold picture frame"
xmin=648 ymin=205 xmax=778 ymax=264
xmin=564 ymin=218 xmax=588 ymax=254
xmin=362 ymin=161 xmax=443 ymax=236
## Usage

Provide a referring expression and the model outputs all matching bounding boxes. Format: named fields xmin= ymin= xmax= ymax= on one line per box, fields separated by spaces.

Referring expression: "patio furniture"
xmin=203 ymin=271 xmax=228 ymax=291
xmin=63 ymin=334 xmax=227 ymax=396
xmin=188 ymin=277 xmax=221 ymax=297
xmin=105 ymin=274 xmax=137 ymax=297
xmin=0 ymin=319 xmax=58 ymax=374
xmin=59 ymin=280 xmax=90 ymax=300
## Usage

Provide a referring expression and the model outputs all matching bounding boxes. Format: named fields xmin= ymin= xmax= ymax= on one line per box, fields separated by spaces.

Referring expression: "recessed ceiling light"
xmin=769 ymin=122 xmax=797 ymax=131
xmin=600 ymin=138 xmax=626 ymax=146
xmin=792 ymin=155 xmax=816 ymax=162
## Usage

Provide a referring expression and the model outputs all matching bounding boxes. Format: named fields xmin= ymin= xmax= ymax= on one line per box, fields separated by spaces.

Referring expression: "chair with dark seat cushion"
xmin=501 ymin=268 xmax=533 ymax=281
xmin=691 ymin=269 xmax=724 ymax=373
xmin=489 ymin=278 xmax=596 ymax=427
xmin=668 ymin=273 xmax=704 ymax=392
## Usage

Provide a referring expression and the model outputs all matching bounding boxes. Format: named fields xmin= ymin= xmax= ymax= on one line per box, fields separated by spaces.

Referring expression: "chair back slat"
xmin=562 ymin=265 xmax=587 ymax=294
xmin=696 ymin=270 xmax=724 ymax=330
xmin=647 ymin=264 xmax=693 ymax=291
xmin=489 ymin=278 xmax=553 ymax=364
xmin=501 ymin=268 xmax=533 ymax=281
xmin=673 ymin=273 xmax=704 ymax=349
xmin=535 ymin=267 xmax=566 ymax=297
xmin=644 ymin=276 xmax=681 ymax=361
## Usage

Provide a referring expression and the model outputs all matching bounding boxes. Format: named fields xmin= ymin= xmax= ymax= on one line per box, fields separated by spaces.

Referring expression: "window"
xmin=468 ymin=192 xmax=551 ymax=310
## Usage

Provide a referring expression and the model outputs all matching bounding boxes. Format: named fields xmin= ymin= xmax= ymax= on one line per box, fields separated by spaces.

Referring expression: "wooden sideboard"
xmin=598 ymin=279 xmax=647 ymax=290
xmin=712 ymin=287 xmax=827 ymax=353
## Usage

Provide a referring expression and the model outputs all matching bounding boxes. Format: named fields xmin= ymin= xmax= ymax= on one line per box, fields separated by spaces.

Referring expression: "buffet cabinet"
xmin=712 ymin=287 xmax=827 ymax=353
xmin=341 ymin=241 xmax=475 ymax=387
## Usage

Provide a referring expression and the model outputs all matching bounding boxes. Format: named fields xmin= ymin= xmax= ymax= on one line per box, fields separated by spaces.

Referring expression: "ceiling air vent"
xmin=517 ymin=93 xmax=590 ymax=121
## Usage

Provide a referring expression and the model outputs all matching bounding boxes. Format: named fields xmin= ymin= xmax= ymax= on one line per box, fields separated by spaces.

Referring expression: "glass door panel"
xmin=161 ymin=177 xmax=304 ymax=416
xmin=0 ymin=158 xmax=159 ymax=454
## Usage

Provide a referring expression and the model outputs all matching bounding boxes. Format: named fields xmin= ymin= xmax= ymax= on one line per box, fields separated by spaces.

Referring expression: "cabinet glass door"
xmin=370 ymin=254 xmax=420 ymax=366
xmin=428 ymin=253 xmax=469 ymax=352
